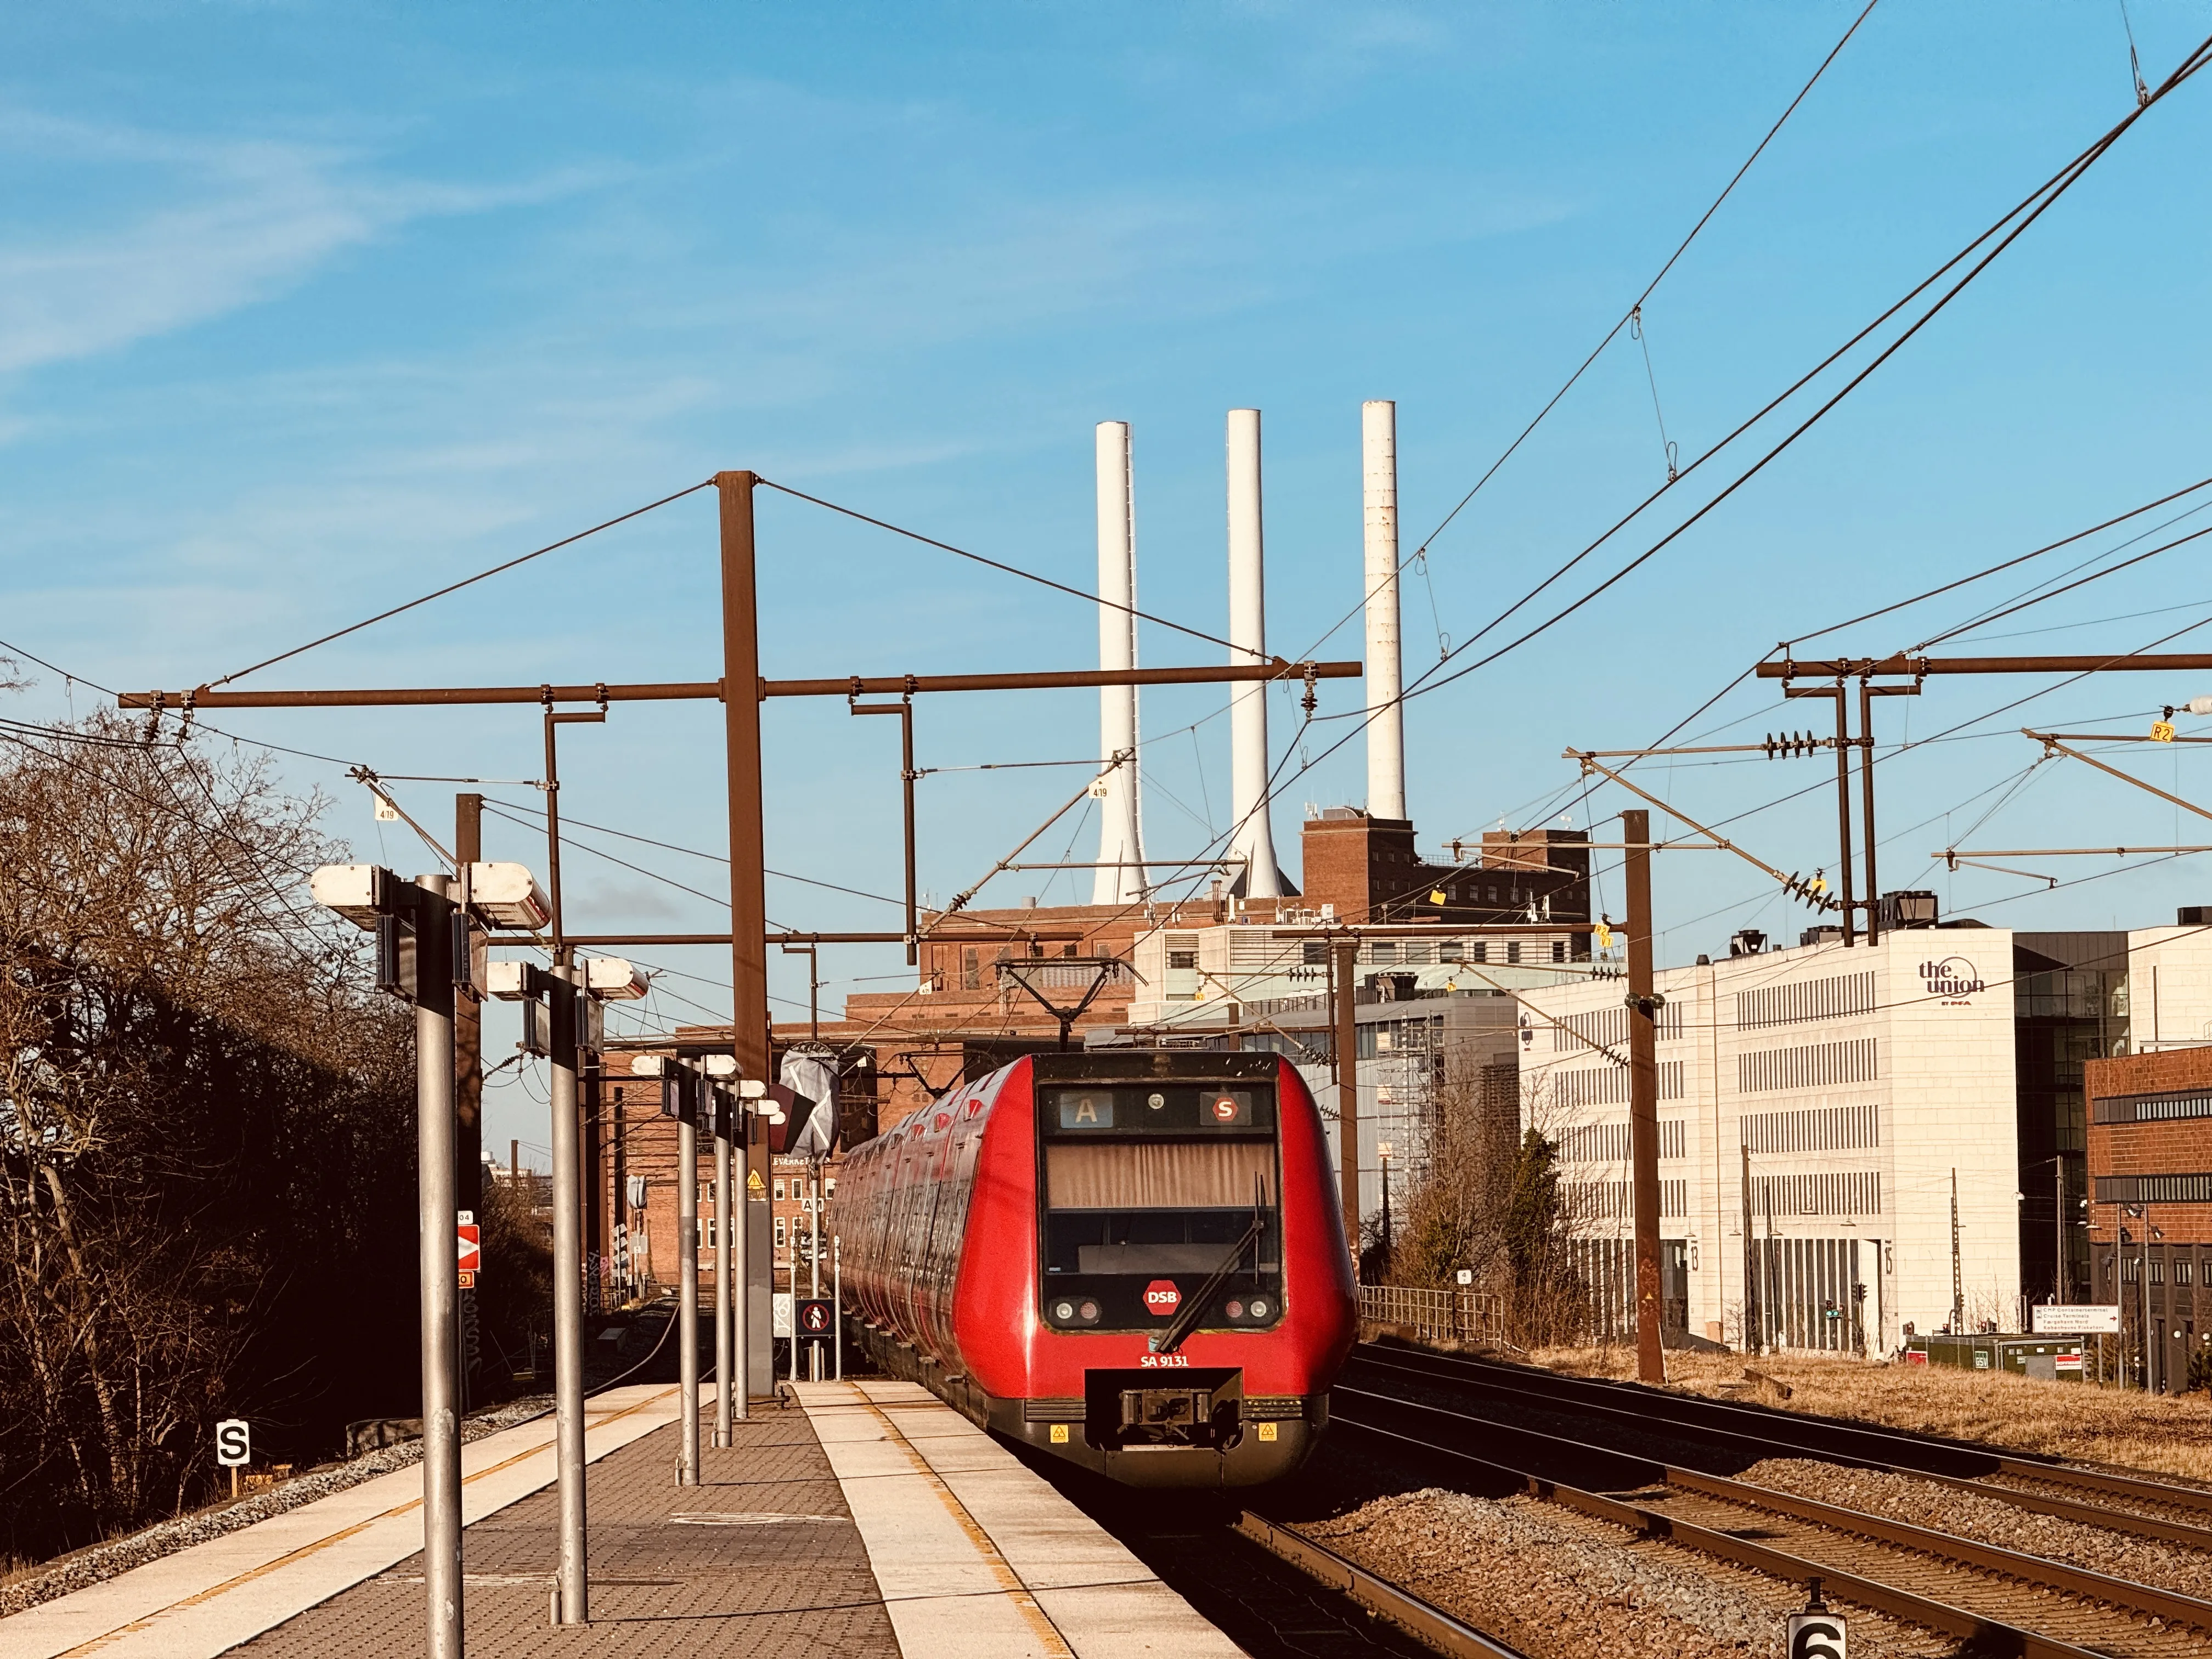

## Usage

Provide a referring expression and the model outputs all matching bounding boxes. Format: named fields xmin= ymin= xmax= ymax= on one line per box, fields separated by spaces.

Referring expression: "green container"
xmin=1903 ymin=1333 xmax=2083 ymax=1380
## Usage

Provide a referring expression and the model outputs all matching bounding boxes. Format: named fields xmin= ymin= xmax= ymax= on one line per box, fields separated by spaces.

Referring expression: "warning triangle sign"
xmin=746 ymin=1169 xmax=766 ymax=1198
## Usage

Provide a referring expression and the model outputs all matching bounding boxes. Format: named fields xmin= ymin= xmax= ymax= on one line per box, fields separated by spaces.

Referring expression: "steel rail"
xmin=1336 ymin=1384 xmax=2212 ymax=1643
xmin=1346 ymin=1346 xmax=2212 ymax=1548
xmin=1359 ymin=1344 xmax=2212 ymax=1522
xmin=1329 ymin=1409 xmax=2097 ymax=1658
xmin=1235 ymin=1513 xmax=1531 ymax=1658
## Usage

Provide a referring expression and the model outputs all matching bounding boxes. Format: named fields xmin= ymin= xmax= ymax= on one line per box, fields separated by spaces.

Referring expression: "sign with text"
xmin=215 ymin=1418 xmax=250 ymax=1468
xmin=2031 ymin=1303 xmax=2120 ymax=1335
xmin=1787 ymin=1609 xmax=1845 ymax=1659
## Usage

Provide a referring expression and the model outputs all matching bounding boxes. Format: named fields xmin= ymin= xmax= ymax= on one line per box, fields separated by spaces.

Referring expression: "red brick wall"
xmin=2086 ymin=1048 xmax=2212 ymax=1245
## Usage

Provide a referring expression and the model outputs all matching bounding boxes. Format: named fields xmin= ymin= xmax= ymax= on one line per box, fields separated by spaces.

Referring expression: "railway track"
xmin=1335 ymin=1346 xmax=2212 ymax=1657
xmin=1357 ymin=1341 xmax=2212 ymax=1534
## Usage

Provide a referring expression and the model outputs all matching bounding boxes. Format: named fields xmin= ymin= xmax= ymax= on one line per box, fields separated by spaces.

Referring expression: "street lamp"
xmin=631 ymin=1054 xmax=780 ymax=1480
xmin=310 ymin=860 xmax=548 ymax=1659
xmin=487 ymin=952 xmax=640 ymax=1625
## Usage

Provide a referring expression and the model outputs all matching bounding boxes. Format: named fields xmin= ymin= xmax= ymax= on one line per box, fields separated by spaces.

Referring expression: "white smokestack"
xmin=1362 ymin=399 xmax=1407 ymax=822
xmin=1092 ymin=421 xmax=1146 ymax=905
xmin=1226 ymin=408 xmax=1285 ymax=898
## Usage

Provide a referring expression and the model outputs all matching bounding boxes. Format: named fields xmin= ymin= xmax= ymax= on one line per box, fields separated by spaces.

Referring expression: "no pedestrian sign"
xmin=797 ymin=1299 xmax=833 ymax=1335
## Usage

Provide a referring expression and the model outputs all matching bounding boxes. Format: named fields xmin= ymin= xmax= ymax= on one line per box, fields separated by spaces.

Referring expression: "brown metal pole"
xmin=1762 ymin=653 xmax=2212 ymax=678
xmin=119 ymin=661 xmax=1362 ymax=711
xmin=543 ymin=706 xmax=565 ymax=960
xmin=1832 ymin=683 xmax=1855 ymax=946
xmin=851 ymin=702 xmax=921 ymax=966
xmin=1624 ymin=809 xmax=1663 ymax=1385
xmin=1859 ymin=678 xmax=1880 ymax=944
xmin=901 ymin=701 xmax=917 ymax=966
xmin=455 ymin=794 xmax=484 ymax=1215
xmin=1332 ymin=936 xmax=1361 ymax=1280
xmin=718 ymin=471 xmax=771 ymax=1416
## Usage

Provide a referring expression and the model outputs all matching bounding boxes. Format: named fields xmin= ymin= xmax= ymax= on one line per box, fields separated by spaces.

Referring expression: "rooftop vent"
xmin=1729 ymin=928 xmax=1768 ymax=958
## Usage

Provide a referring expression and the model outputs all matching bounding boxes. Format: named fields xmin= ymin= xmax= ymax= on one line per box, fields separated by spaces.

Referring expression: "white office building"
xmin=1519 ymin=927 xmax=2027 ymax=1355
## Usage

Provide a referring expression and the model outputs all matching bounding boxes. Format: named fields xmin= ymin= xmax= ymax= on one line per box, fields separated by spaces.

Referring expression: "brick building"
xmin=2085 ymin=1045 xmax=2212 ymax=1392
xmin=585 ymin=804 xmax=1592 ymax=1305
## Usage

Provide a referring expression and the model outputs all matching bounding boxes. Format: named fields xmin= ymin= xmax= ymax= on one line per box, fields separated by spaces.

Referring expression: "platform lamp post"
xmin=487 ymin=952 xmax=645 ymax=1626
xmin=708 ymin=1071 xmax=774 ymax=1441
xmin=633 ymin=1054 xmax=779 ymax=1480
xmin=311 ymin=860 xmax=552 ymax=1659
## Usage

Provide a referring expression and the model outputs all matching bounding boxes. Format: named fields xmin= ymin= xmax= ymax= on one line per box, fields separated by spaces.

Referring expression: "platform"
xmin=0 ymin=1378 xmax=1240 ymax=1659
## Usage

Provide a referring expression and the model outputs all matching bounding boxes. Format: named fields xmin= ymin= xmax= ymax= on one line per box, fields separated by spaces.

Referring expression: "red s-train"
xmin=828 ymin=1050 xmax=1357 ymax=1486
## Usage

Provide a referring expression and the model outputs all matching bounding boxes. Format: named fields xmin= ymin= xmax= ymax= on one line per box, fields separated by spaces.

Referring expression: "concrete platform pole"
xmin=548 ymin=966 xmax=589 ymax=1623
xmin=714 ymin=1089 xmax=734 ymax=1446
xmin=414 ymin=877 xmax=464 ymax=1659
xmin=678 ymin=1068 xmax=701 ymax=1485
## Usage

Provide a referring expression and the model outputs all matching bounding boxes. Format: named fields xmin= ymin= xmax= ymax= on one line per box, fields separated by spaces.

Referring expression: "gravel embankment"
xmin=1304 ymin=1487 xmax=1958 ymax=1658
xmin=0 ymin=1397 xmax=551 ymax=1622
xmin=1742 ymin=1457 xmax=2212 ymax=1604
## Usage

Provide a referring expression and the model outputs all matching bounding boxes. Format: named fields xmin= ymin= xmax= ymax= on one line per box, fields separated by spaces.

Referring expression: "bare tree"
xmin=0 ymin=712 xmax=415 ymax=1559
xmin=1393 ymin=1058 xmax=1589 ymax=1347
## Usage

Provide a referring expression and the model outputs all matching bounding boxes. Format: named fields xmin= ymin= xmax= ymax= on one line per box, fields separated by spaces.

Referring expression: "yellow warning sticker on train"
xmin=1050 ymin=1424 xmax=1069 ymax=1443
xmin=1257 ymin=1422 xmax=1278 ymax=1441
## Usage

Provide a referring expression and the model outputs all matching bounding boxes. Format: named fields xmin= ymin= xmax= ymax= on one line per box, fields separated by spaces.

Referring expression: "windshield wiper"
xmin=1150 ymin=1203 xmax=1267 ymax=1357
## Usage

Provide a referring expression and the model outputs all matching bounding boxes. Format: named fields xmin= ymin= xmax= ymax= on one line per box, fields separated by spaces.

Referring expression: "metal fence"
xmin=1358 ymin=1284 xmax=1508 ymax=1348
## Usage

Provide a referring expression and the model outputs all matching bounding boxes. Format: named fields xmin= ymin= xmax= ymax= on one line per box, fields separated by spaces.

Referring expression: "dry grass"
xmin=1521 ymin=1344 xmax=2212 ymax=1487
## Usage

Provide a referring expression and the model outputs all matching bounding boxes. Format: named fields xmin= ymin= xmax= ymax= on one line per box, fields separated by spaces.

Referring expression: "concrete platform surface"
xmin=797 ymin=1379 xmax=1244 ymax=1659
xmin=3 ymin=1379 xmax=1245 ymax=1659
xmin=0 ymin=1385 xmax=682 ymax=1659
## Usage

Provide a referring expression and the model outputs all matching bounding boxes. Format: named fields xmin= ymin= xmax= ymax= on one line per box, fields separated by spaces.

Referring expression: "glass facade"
xmin=2013 ymin=960 xmax=2128 ymax=1303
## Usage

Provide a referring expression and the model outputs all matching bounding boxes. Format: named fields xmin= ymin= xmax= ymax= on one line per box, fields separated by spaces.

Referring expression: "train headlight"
xmin=1052 ymin=1299 xmax=1077 ymax=1323
xmin=1049 ymin=1297 xmax=1103 ymax=1327
xmin=1226 ymin=1299 xmax=1245 ymax=1320
xmin=1077 ymin=1299 xmax=1100 ymax=1323
xmin=1248 ymin=1297 xmax=1271 ymax=1322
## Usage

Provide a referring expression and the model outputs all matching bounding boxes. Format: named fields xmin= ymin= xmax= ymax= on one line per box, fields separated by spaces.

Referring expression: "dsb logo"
xmin=1143 ymin=1280 xmax=1181 ymax=1316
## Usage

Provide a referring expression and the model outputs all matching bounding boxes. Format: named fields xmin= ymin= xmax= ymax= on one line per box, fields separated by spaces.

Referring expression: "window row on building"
xmin=2096 ymin=1173 xmax=2212 ymax=1204
xmin=2093 ymin=1091 xmax=2212 ymax=1125
xmin=1737 ymin=1037 xmax=1878 ymax=1094
xmin=1735 ymin=969 xmax=1877 ymax=1032
xmin=1565 ymin=1178 xmax=1689 ymax=1218
xmin=1748 ymin=1169 xmax=1881 ymax=1218
xmin=1550 ymin=1001 xmax=1686 ymax=1051
xmin=1551 ymin=1061 xmax=1687 ymax=1110
xmin=1740 ymin=1102 xmax=1880 ymax=1154
xmin=1556 ymin=1116 xmax=1688 ymax=1164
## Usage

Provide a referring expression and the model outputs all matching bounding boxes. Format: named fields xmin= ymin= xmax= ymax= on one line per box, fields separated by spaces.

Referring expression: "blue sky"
xmin=5 ymin=3 xmax=2211 ymax=1161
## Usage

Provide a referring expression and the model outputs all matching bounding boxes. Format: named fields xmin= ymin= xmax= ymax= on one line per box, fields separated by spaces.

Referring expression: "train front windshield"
xmin=1035 ymin=1081 xmax=1283 ymax=1333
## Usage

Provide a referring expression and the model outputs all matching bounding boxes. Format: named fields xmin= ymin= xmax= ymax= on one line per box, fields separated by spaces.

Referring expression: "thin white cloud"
xmin=0 ymin=109 xmax=600 ymax=376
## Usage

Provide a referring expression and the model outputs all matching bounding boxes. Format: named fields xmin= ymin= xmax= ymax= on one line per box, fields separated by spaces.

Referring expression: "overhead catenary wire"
xmin=1294 ymin=0 xmax=1883 ymax=666
xmin=207 ymin=478 xmax=718 ymax=689
xmin=1780 ymin=474 xmax=2212 ymax=652
xmin=757 ymin=477 xmax=1244 ymax=658
xmin=1409 ymin=31 xmax=2212 ymax=706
